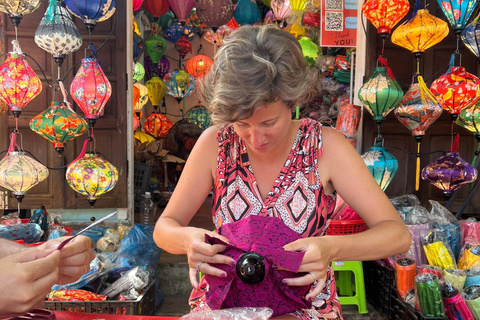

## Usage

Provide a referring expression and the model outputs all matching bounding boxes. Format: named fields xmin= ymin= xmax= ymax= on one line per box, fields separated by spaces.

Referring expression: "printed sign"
xmin=320 ymin=0 xmax=358 ymax=47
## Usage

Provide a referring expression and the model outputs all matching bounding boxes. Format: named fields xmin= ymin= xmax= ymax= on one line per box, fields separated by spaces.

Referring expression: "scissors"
xmin=9 ymin=308 xmax=55 ymax=320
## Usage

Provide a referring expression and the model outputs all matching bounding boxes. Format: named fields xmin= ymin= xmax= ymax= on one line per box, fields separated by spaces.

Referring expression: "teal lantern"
xmin=186 ymin=104 xmax=211 ymax=131
xmin=437 ymin=0 xmax=477 ymax=34
xmin=361 ymin=136 xmax=399 ymax=191
xmin=164 ymin=70 xmax=196 ymax=103
xmin=358 ymin=56 xmax=404 ymax=128
xmin=233 ymin=0 xmax=261 ymax=25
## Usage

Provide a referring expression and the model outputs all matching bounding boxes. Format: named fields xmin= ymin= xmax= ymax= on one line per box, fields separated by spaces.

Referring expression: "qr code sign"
xmin=325 ymin=0 xmax=343 ymax=11
xmin=325 ymin=12 xmax=343 ymax=31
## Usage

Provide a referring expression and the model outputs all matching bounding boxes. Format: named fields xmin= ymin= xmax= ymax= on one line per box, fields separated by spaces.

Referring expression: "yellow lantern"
xmin=133 ymin=82 xmax=149 ymax=114
xmin=145 ymin=76 xmax=167 ymax=109
xmin=288 ymin=24 xmax=305 ymax=38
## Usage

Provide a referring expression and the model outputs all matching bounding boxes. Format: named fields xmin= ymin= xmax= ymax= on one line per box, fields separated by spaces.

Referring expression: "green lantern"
xmin=358 ymin=56 xmax=404 ymax=125
xmin=186 ymin=105 xmax=212 ymax=131
xmin=145 ymin=33 xmax=167 ymax=64
xmin=298 ymin=36 xmax=320 ymax=67
xmin=133 ymin=62 xmax=145 ymax=82
xmin=456 ymin=102 xmax=480 ymax=165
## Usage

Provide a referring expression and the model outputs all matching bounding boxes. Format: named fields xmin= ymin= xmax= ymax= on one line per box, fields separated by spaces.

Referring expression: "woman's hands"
xmin=282 ymin=237 xmax=332 ymax=301
xmin=185 ymin=227 xmax=235 ymax=289
xmin=40 ymin=235 xmax=95 ymax=285
xmin=0 ymin=248 xmax=60 ymax=318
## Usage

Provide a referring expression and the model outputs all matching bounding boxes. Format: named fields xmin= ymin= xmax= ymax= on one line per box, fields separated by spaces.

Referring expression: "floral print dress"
xmin=189 ymin=118 xmax=343 ymax=320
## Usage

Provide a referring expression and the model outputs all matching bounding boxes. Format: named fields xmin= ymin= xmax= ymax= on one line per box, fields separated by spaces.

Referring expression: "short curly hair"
xmin=196 ymin=24 xmax=320 ymax=125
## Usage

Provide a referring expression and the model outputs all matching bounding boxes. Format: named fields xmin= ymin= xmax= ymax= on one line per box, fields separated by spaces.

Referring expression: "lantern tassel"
xmin=58 ymin=81 xmax=75 ymax=112
xmin=451 ymin=133 xmax=460 ymax=153
xmin=378 ymin=56 xmax=396 ymax=80
xmin=416 ymin=141 xmax=421 ymax=191
xmin=69 ymin=138 xmax=89 ymax=167
xmin=5 ymin=131 xmax=20 ymax=158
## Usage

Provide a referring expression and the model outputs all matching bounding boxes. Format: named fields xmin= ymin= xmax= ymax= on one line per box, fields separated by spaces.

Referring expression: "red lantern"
xmin=144 ymin=112 xmax=173 ymax=139
xmin=70 ymin=52 xmax=112 ymax=128
xmin=175 ymin=36 xmax=192 ymax=58
xmin=186 ymin=54 xmax=213 ymax=78
xmin=362 ymin=0 xmax=410 ymax=41
xmin=0 ymin=46 xmax=42 ymax=118
xmin=143 ymin=0 xmax=169 ymax=18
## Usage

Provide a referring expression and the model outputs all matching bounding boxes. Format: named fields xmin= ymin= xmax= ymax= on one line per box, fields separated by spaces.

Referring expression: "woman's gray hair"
xmin=196 ymin=24 xmax=320 ymax=124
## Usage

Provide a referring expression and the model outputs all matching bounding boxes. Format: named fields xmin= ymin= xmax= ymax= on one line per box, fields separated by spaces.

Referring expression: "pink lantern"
xmin=70 ymin=47 xmax=112 ymax=128
xmin=167 ymin=0 xmax=195 ymax=23
xmin=133 ymin=0 xmax=143 ymax=12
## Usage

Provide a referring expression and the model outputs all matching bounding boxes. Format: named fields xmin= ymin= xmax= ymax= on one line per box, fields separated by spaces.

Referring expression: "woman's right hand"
xmin=185 ymin=227 xmax=235 ymax=289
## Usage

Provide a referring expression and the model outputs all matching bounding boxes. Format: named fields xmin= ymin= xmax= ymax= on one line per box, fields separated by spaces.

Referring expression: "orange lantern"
xmin=362 ymin=0 xmax=410 ymax=43
xmin=144 ymin=112 xmax=173 ymax=139
xmin=186 ymin=54 xmax=213 ymax=78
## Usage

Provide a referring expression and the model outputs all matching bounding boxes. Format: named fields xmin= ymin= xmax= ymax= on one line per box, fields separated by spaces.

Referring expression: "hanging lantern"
xmin=144 ymin=55 xmax=170 ymax=80
xmin=29 ymin=101 xmax=88 ymax=155
xmin=461 ymin=13 xmax=480 ymax=60
xmin=264 ymin=10 xmax=275 ymax=24
xmin=164 ymin=70 xmax=196 ymax=103
xmin=358 ymin=56 xmax=404 ymax=126
xmin=66 ymin=152 xmax=119 ymax=207
xmin=133 ymin=35 xmax=142 ymax=62
xmin=163 ymin=22 xmax=196 ymax=43
xmin=288 ymin=23 xmax=305 ymax=38
xmin=186 ymin=54 xmax=213 ymax=78
xmin=167 ymin=0 xmax=195 ymax=23
xmin=422 ymin=134 xmax=478 ymax=200
xmin=133 ymin=84 xmax=141 ymax=118
xmin=143 ymin=0 xmax=169 ymax=18
xmin=34 ymin=0 xmax=83 ymax=67
xmin=391 ymin=9 xmax=449 ymax=62
xmin=298 ymin=36 xmax=320 ymax=67
xmin=144 ymin=111 xmax=174 ymax=138
xmin=70 ymin=48 xmax=112 ymax=127
xmin=185 ymin=105 xmax=212 ymax=131
xmin=456 ymin=103 xmax=480 ymax=165
xmin=361 ymin=137 xmax=398 ymax=191
xmin=394 ymin=75 xmax=443 ymax=190
xmin=146 ymin=76 xmax=167 ymax=109
xmin=234 ymin=0 xmax=261 ymax=26
xmin=133 ymin=83 xmax=149 ymax=115
xmin=64 ymin=0 xmax=116 ymax=34
xmin=0 ymin=45 xmax=42 ymax=118
xmin=203 ymin=25 xmax=233 ymax=46
xmin=362 ymin=0 xmax=409 ymax=42
xmin=186 ymin=7 xmax=209 ymax=37
xmin=145 ymin=33 xmax=167 ymax=64
xmin=133 ymin=0 xmax=142 ymax=12
xmin=133 ymin=61 xmax=145 ymax=82
xmin=289 ymin=0 xmax=305 ymax=24
xmin=430 ymin=54 xmax=480 ymax=120
xmin=0 ymin=150 xmax=49 ymax=203
xmin=227 ymin=15 xmax=240 ymax=30
xmin=151 ymin=10 xmax=175 ymax=32
xmin=133 ymin=114 xmax=140 ymax=131
xmin=196 ymin=0 xmax=234 ymax=30
xmin=175 ymin=36 xmax=192 ymax=58
xmin=271 ymin=0 xmax=291 ymax=22
xmin=0 ymin=0 xmax=41 ymax=27
xmin=437 ymin=0 xmax=477 ymax=34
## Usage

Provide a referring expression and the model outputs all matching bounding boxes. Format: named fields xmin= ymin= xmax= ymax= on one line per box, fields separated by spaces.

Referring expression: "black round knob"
xmin=235 ymin=252 xmax=265 ymax=284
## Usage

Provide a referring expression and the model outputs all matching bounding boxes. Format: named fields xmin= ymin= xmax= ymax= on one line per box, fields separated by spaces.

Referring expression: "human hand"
xmin=185 ymin=227 xmax=235 ymax=289
xmin=282 ymin=237 xmax=332 ymax=301
xmin=0 ymin=248 xmax=60 ymax=318
xmin=40 ymin=235 xmax=95 ymax=285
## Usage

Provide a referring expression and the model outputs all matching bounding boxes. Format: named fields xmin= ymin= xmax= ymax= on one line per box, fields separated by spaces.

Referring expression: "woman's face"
xmin=232 ymin=101 xmax=292 ymax=154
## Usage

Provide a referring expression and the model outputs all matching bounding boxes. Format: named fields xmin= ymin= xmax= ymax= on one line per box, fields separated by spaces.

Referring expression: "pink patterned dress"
xmin=189 ymin=118 xmax=343 ymax=320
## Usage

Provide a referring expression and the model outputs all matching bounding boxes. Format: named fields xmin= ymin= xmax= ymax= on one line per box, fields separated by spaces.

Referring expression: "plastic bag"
xmin=390 ymin=195 xmax=421 ymax=221
xmin=428 ymin=200 xmax=461 ymax=259
xmin=180 ymin=307 xmax=273 ymax=320
xmin=0 ymin=211 xmax=21 ymax=225
xmin=0 ymin=223 xmax=43 ymax=244
xmin=101 ymin=266 xmax=149 ymax=299
xmin=460 ymin=218 xmax=480 ymax=247
xmin=97 ymin=231 xmax=121 ymax=252
xmin=421 ymin=229 xmax=456 ymax=269
xmin=458 ymin=242 xmax=480 ymax=270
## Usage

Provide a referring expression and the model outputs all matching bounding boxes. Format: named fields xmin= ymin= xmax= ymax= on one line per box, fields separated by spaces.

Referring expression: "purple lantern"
xmin=167 ymin=0 xmax=195 ymax=23
xmin=144 ymin=56 xmax=170 ymax=81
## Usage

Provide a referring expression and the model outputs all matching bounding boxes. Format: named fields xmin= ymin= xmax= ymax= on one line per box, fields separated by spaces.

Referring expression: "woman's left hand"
xmin=282 ymin=237 xmax=331 ymax=301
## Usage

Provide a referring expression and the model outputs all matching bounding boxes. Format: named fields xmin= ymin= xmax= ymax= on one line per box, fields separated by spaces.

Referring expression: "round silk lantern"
xmin=456 ymin=103 xmax=480 ymax=165
xmin=66 ymin=152 xmax=119 ymax=207
xmin=422 ymin=134 xmax=478 ymax=200
xmin=133 ymin=83 xmax=148 ymax=115
xmin=144 ymin=55 xmax=170 ymax=80
xmin=144 ymin=111 xmax=173 ymax=138
xmin=271 ymin=0 xmax=292 ymax=21
xmin=430 ymin=54 xmax=480 ymax=119
xmin=462 ymin=13 xmax=480 ymax=60
xmin=196 ymin=0 xmax=234 ymax=30
xmin=186 ymin=7 xmax=209 ymax=37
xmin=186 ymin=54 xmax=213 ymax=78
xmin=185 ymin=105 xmax=211 ymax=131
xmin=64 ymin=0 xmax=116 ymax=34
xmin=0 ymin=46 xmax=42 ymax=118
xmin=391 ymin=9 xmax=449 ymax=62
xmin=143 ymin=0 xmax=169 ymax=18
xmin=0 ymin=0 xmax=41 ymax=27
xmin=145 ymin=76 xmax=167 ymax=109
xmin=234 ymin=0 xmax=261 ymax=26
xmin=0 ymin=149 xmax=49 ymax=203
xmin=34 ymin=0 xmax=82 ymax=67
xmin=163 ymin=22 xmax=196 ymax=43
xmin=167 ymin=0 xmax=195 ymax=23
xmin=288 ymin=24 xmax=305 ymax=38
xmin=358 ymin=56 xmax=404 ymax=126
xmin=175 ymin=36 xmax=192 ymax=58
xmin=361 ymin=137 xmax=398 ymax=191
xmin=395 ymin=75 xmax=443 ymax=190
xmin=29 ymin=101 xmax=88 ymax=155
xmin=164 ymin=70 xmax=196 ymax=103
xmin=203 ymin=25 xmax=233 ymax=46
xmin=362 ymin=0 xmax=409 ymax=43
xmin=145 ymin=33 xmax=167 ymax=64
xmin=133 ymin=62 xmax=145 ymax=82
xmin=437 ymin=0 xmax=477 ymax=34
xmin=70 ymin=48 xmax=112 ymax=127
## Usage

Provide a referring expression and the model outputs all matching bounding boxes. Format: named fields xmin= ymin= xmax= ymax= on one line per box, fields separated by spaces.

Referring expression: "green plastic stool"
xmin=333 ymin=261 xmax=368 ymax=314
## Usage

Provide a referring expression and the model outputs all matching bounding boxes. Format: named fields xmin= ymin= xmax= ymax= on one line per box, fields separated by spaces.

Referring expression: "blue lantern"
xmin=163 ymin=22 xmax=196 ymax=42
xmin=461 ymin=13 xmax=480 ymax=60
xmin=361 ymin=137 xmax=399 ymax=191
xmin=64 ymin=0 xmax=116 ymax=34
xmin=186 ymin=105 xmax=211 ymax=131
xmin=437 ymin=0 xmax=478 ymax=34
xmin=234 ymin=0 xmax=261 ymax=26
xmin=164 ymin=70 xmax=196 ymax=103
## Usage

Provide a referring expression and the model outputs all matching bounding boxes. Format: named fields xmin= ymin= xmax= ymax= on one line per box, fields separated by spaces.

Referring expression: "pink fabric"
xmin=204 ymin=216 xmax=311 ymax=317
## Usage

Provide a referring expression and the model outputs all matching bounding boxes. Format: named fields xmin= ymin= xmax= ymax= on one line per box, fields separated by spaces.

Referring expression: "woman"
xmin=153 ymin=24 xmax=411 ymax=319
